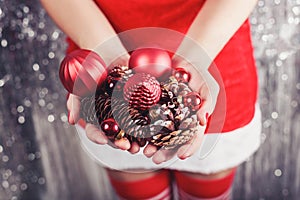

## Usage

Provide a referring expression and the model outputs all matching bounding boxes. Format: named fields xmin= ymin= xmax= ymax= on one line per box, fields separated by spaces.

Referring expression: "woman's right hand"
xmin=66 ymin=54 xmax=141 ymax=152
xmin=67 ymin=93 xmax=134 ymax=150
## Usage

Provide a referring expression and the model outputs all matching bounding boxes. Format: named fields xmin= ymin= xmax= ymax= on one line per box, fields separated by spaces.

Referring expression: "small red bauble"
xmin=123 ymin=73 xmax=161 ymax=110
xmin=100 ymin=118 xmax=120 ymax=137
xmin=183 ymin=92 xmax=202 ymax=111
xmin=105 ymin=76 xmax=122 ymax=94
xmin=129 ymin=48 xmax=172 ymax=79
xmin=59 ymin=49 xmax=107 ymax=96
xmin=173 ymin=68 xmax=191 ymax=83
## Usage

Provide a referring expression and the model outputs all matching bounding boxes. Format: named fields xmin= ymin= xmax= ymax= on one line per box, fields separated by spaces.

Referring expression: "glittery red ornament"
xmin=173 ymin=68 xmax=191 ymax=83
xmin=129 ymin=48 xmax=172 ymax=79
xmin=59 ymin=49 xmax=107 ymax=96
xmin=100 ymin=118 xmax=120 ymax=137
xmin=124 ymin=73 xmax=161 ymax=110
xmin=183 ymin=92 xmax=202 ymax=111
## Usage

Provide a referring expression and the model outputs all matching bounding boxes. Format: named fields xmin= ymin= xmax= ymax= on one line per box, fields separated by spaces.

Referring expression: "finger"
xmin=143 ymin=144 xmax=158 ymax=158
xmin=197 ymin=100 xmax=211 ymax=126
xmin=177 ymin=126 xmax=205 ymax=160
xmin=195 ymin=82 xmax=213 ymax=126
xmin=67 ymin=94 xmax=81 ymax=124
xmin=114 ymin=138 xmax=131 ymax=151
xmin=152 ymin=148 xmax=177 ymax=165
xmin=128 ymin=142 xmax=140 ymax=154
xmin=85 ymin=123 xmax=108 ymax=144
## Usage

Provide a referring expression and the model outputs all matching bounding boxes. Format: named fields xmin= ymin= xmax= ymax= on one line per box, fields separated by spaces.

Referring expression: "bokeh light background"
xmin=0 ymin=0 xmax=300 ymax=199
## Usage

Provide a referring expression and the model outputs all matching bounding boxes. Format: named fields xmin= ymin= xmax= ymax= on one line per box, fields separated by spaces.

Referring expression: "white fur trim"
xmin=75 ymin=104 xmax=261 ymax=174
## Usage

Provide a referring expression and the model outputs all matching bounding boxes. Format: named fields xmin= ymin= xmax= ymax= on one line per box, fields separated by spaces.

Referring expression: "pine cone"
xmin=81 ymin=95 xmax=98 ymax=125
xmin=150 ymin=115 xmax=199 ymax=149
xmin=147 ymin=76 xmax=199 ymax=149
xmin=108 ymin=65 xmax=128 ymax=78
xmin=111 ymin=97 xmax=150 ymax=139
xmin=81 ymin=93 xmax=149 ymax=144
xmin=81 ymin=94 xmax=112 ymax=125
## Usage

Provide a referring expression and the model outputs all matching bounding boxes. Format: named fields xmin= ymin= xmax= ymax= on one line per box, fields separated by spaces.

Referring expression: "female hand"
xmin=67 ymin=54 xmax=140 ymax=152
xmin=143 ymin=56 xmax=220 ymax=164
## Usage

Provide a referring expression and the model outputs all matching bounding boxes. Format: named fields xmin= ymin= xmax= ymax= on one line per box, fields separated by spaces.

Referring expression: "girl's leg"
xmin=107 ymin=169 xmax=172 ymax=200
xmin=174 ymin=167 xmax=236 ymax=200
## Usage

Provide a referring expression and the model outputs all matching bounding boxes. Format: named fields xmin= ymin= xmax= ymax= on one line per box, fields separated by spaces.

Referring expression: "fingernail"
xmin=199 ymin=113 xmax=209 ymax=126
xmin=66 ymin=93 xmax=70 ymax=100
xmin=154 ymin=154 xmax=166 ymax=164
xmin=180 ymin=155 xmax=188 ymax=160
xmin=180 ymin=152 xmax=191 ymax=160
xmin=118 ymin=138 xmax=130 ymax=150
xmin=155 ymin=158 xmax=165 ymax=165
xmin=97 ymin=137 xmax=108 ymax=144
xmin=68 ymin=112 xmax=73 ymax=124
xmin=145 ymin=149 xmax=154 ymax=157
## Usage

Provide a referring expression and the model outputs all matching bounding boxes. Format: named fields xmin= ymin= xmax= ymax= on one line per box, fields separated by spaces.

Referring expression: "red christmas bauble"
xmin=100 ymin=118 xmax=120 ymax=137
xmin=59 ymin=49 xmax=107 ymax=96
xmin=173 ymin=68 xmax=191 ymax=83
xmin=106 ymin=76 xmax=122 ymax=94
xmin=183 ymin=92 xmax=202 ymax=111
xmin=123 ymin=73 xmax=161 ymax=110
xmin=129 ymin=48 xmax=172 ymax=79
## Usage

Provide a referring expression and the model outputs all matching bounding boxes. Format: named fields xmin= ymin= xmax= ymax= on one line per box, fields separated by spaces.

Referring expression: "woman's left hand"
xmin=143 ymin=57 xmax=219 ymax=164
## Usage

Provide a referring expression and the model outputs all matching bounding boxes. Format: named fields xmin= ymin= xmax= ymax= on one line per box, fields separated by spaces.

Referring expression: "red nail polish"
xmin=68 ymin=112 xmax=75 ymax=124
xmin=205 ymin=113 xmax=209 ymax=120
xmin=180 ymin=156 xmax=187 ymax=160
xmin=66 ymin=93 xmax=70 ymax=100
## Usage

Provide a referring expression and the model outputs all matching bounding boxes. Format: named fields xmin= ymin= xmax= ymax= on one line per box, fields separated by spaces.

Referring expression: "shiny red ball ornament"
xmin=173 ymin=68 xmax=191 ymax=83
xmin=100 ymin=118 xmax=120 ymax=137
xmin=124 ymin=73 xmax=161 ymax=110
xmin=183 ymin=92 xmax=202 ymax=111
xmin=129 ymin=48 xmax=172 ymax=79
xmin=106 ymin=76 xmax=122 ymax=94
xmin=59 ymin=49 xmax=107 ymax=96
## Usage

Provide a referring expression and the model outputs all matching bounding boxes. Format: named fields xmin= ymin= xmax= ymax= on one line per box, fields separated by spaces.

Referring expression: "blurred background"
xmin=0 ymin=0 xmax=300 ymax=199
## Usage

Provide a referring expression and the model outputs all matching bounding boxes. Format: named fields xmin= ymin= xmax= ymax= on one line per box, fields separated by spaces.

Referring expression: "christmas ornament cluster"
xmin=60 ymin=48 xmax=202 ymax=149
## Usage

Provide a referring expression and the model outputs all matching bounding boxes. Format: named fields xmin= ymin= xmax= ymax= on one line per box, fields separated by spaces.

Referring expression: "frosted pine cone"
xmin=147 ymin=76 xmax=200 ymax=150
xmin=150 ymin=115 xmax=199 ymax=149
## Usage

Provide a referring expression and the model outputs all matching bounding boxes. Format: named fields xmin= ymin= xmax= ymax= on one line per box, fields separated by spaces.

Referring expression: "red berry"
xmin=173 ymin=68 xmax=191 ymax=83
xmin=100 ymin=118 xmax=120 ymax=137
xmin=183 ymin=92 xmax=202 ymax=111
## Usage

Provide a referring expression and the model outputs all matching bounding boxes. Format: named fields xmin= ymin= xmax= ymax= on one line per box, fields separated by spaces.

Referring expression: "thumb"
xmin=67 ymin=94 xmax=81 ymax=124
